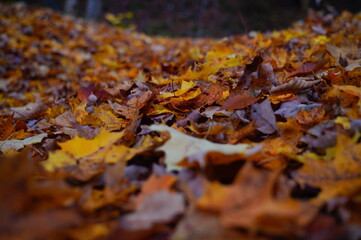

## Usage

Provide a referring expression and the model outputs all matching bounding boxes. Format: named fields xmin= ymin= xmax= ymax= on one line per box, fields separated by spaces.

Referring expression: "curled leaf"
xmin=258 ymin=62 xmax=278 ymax=86
xmin=270 ymin=78 xmax=320 ymax=95
xmin=10 ymin=98 xmax=47 ymax=120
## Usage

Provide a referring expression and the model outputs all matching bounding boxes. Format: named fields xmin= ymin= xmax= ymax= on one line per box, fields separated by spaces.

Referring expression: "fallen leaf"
xmin=10 ymin=98 xmax=47 ymax=120
xmin=287 ymin=58 xmax=328 ymax=78
xmin=275 ymin=99 xmax=322 ymax=119
xmin=0 ymin=133 xmax=47 ymax=152
xmin=270 ymin=78 xmax=321 ymax=95
xmin=293 ymin=132 xmax=361 ymax=203
xmin=258 ymin=62 xmax=279 ymax=86
xmin=58 ymin=129 xmax=124 ymax=159
xmin=251 ymin=99 xmax=278 ymax=134
xmin=0 ymin=116 xmax=15 ymax=141
xmin=121 ymin=190 xmax=185 ymax=230
xmin=220 ymin=93 xmax=257 ymax=110
xmin=149 ymin=125 xmax=260 ymax=171
xmin=198 ymin=163 xmax=317 ymax=236
xmin=135 ymin=174 xmax=177 ymax=205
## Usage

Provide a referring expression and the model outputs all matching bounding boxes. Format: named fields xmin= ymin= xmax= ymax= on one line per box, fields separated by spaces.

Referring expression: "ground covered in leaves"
xmin=1 ymin=3 xmax=361 ymax=240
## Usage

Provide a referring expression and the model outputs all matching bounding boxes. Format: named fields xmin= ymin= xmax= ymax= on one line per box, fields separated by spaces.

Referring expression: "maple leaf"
xmin=58 ymin=129 xmax=123 ymax=158
xmin=43 ymin=129 xmax=128 ymax=171
xmin=293 ymin=132 xmax=361 ymax=203
xmin=149 ymin=125 xmax=261 ymax=171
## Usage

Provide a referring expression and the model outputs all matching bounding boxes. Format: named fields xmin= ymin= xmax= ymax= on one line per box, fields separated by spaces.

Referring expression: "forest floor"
xmin=1 ymin=3 xmax=361 ymax=240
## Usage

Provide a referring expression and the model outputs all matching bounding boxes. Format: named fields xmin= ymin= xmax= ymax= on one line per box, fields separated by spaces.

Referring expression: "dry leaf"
xmin=121 ymin=190 xmax=185 ymax=230
xmin=270 ymin=78 xmax=321 ymax=95
xmin=287 ymin=58 xmax=328 ymax=78
xmin=198 ymin=163 xmax=317 ymax=236
xmin=251 ymin=99 xmax=278 ymax=134
xmin=149 ymin=125 xmax=260 ymax=171
xmin=0 ymin=133 xmax=47 ymax=151
xmin=220 ymin=94 xmax=257 ymax=110
xmin=10 ymin=98 xmax=47 ymax=120
xmin=293 ymin=132 xmax=361 ymax=203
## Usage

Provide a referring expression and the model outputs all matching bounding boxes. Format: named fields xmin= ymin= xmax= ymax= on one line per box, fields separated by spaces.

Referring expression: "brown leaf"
xmin=10 ymin=98 xmax=47 ymax=120
xmin=270 ymin=78 xmax=321 ymax=95
xmin=221 ymin=165 xmax=316 ymax=236
xmin=287 ymin=58 xmax=328 ymax=78
xmin=220 ymin=94 xmax=257 ymax=110
xmin=0 ymin=116 xmax=14 ymax=141
xmin=241 ymin=53 xmax=264 ymax=89
xmin=258 ymin=62 xmax=279 ymax=86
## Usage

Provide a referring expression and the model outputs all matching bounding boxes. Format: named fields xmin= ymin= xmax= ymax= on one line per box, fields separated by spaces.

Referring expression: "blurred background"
xmin=1 ymin=0 xmax=361 ymax=37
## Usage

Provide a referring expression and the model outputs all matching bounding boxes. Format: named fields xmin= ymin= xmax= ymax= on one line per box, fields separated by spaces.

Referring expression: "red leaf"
xmin=220 ymin=94 xmax=257 ymax=110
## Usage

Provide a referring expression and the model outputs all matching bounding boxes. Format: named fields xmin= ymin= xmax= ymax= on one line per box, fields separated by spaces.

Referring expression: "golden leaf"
xmin=293 ymin=132 xmax=361 ymax=203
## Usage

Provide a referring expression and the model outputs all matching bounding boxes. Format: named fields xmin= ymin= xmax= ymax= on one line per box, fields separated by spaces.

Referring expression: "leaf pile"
xmin=1 ymin=3 xmax=361 ymax=239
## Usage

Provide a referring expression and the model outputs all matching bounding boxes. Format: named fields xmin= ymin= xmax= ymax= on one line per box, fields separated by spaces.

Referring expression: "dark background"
xmin=2 ymin=0 xmax=361 ymax=37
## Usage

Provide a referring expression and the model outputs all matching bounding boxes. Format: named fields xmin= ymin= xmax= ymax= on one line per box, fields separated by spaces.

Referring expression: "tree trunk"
xmin=85 ymin=0 xmax=102 ymax=20
xmin=64 ymin=0 xmax=77 ymax=15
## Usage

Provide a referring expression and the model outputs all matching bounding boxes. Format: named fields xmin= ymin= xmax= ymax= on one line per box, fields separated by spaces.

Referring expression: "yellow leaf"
xmin=334 ymin=116 xmax=351 ymax=129
xmin=334 ymin=85 xmax=361 ymax=107
xmin=293 ymin=132 xmax=361 ymax=203
xmin=89 ymin=144 xmax=140 ymax=164
xmin=43 ymin=151 xmax=74 ymax=171
xmin=59 ymin=129 xmax=124 ymax=158
xmin=161 ymin=81 xmax=196 ymax=98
